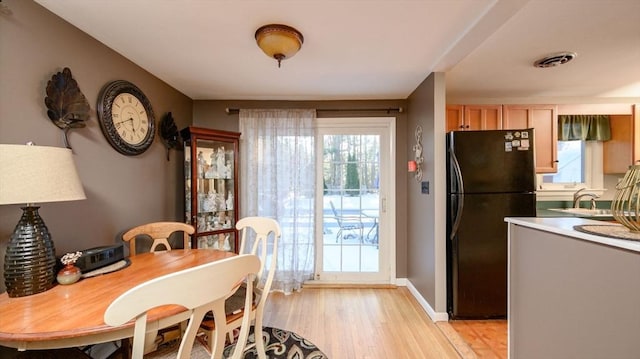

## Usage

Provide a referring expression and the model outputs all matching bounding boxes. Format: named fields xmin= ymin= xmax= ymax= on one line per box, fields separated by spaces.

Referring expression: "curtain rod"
xmin=225 ymin=107 xmax=403 ymax=114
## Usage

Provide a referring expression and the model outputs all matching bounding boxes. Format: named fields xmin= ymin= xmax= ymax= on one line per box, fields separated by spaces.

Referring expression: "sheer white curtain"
xmin=239 ymin=109 xmax=316 ymax=293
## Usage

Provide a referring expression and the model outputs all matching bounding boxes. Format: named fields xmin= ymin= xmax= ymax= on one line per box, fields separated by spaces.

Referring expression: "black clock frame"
xmin=97 ymin=80 xmax=155 ymax=156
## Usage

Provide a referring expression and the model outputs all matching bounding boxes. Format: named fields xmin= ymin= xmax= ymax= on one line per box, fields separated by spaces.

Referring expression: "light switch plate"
xmin=421 ymin=181 xmax=429 ymax=194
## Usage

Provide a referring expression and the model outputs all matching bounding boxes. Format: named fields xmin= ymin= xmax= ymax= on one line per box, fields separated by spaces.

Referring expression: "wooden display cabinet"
xmin=181 ymin=126 xmax=240 ymax=252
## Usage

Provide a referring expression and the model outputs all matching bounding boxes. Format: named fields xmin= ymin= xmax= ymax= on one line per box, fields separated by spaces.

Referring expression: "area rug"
xmin=152 ymin=326 xmax=328 ymax=359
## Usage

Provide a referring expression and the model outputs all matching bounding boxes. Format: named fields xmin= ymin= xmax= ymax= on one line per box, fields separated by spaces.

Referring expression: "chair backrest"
xmin=236 ymin=217 xmax=281 ymax=306
xmin=104 ymin=254 xmax=261 ymax=359
xmin=122 ymin=222 xmax=195 ymax=256
xmin=329 ymin=201 xmax=342 ymax=225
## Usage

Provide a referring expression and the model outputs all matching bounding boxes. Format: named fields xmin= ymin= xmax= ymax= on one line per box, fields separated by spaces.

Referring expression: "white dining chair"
xmin=199 ymin=216 xmax=281 ymax=359
xmin=104 ymin=254 xmax=261 ymax=359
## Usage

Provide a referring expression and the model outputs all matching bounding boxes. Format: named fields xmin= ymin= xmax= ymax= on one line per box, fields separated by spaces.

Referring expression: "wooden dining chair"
xmin=104 ymin=254 xmax=261 ymax=359
xmin=121 ymin=221 xmax=196 ymax=354
xmin=199 ymin=216 xmax=281 ymax=359
xmin=122 ymin=221 xmax=195 ymax=256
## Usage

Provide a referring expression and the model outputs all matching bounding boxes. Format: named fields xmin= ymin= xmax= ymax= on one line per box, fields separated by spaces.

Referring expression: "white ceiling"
xmin=34 ymin=0 xmax=640 ymax=102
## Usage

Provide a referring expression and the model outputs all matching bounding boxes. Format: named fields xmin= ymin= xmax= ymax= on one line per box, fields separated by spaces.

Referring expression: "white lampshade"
xmin=0 ymin=144 xmax=86 ymax=205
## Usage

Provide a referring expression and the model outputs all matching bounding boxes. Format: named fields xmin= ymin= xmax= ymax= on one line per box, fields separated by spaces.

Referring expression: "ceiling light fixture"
xmin=255 ymin=24 xmax=304 ymax=68
xmin=533 ymin=52 xmax=577 ymax=68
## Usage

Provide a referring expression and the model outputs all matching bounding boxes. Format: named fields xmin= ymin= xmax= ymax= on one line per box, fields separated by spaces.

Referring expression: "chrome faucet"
xmin=573 ymin=188 xmax=600 ymax=209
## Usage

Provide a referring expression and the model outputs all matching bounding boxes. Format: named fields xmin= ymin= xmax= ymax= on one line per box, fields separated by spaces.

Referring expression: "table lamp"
xmin=0 ymin=143 xmax=86 ymax=297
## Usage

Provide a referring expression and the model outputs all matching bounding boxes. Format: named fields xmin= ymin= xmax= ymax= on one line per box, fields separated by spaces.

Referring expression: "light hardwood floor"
xmin=262 ymin=287 xmax=461 ymax=359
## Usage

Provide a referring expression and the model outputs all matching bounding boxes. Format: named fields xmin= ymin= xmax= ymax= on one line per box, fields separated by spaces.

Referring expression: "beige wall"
xmin=0 ymin=0 xmax=193 ymax=292
xmin=193 ymin=99 xmax=410 ymax=277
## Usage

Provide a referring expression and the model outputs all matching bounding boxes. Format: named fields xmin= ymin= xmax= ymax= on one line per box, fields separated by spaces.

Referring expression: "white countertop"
xmin=505 ymin=217 xmax=640 ymax=253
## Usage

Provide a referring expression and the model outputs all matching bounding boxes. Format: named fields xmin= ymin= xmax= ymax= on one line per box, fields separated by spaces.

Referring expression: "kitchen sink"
xmin=548 ymin=208 xmax=614 ymax=217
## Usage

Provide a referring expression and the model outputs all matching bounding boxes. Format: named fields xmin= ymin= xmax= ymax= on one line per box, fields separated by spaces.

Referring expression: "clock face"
xmin=111 ymin=93 xmax=150 ymax=145
xmin=98 ymin=81 xmax=155 ymax=156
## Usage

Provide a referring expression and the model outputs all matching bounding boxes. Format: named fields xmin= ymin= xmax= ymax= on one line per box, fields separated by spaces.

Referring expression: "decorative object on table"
xmin=74 ymin=244 xmax=125 ymax=272
xmin=0 ymin=143 xmax=86 ymax=297
xmin=159 ymin=112 xmax=181 ymax=161
xmin=57 ymin=251 xmax=82 ymax=285
xmin=573 ymin=224 xmax=640 ymax=241
xmin=97 ymin=80 xmax=155 ymax=156
xmin=411 ymin=124 xmax=424 ymax=181
xmin=611 ymin=164 xmax=640 ymax=231
xmin=255 ymin=24 xmax=304 ymax=68
xmin=44 ymin=67 xmax=91 ymax=150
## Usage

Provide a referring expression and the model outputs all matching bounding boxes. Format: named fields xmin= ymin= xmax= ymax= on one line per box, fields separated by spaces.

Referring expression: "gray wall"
xmin=193 ymin=99 xmax=410 ymax=277
xmin=0 ymin=0 xmax=416 ymax=294
xmin=406 ymin=73 xmax=448 ymax=312
xmin=0 ymin=0 xmax=193 ymax=292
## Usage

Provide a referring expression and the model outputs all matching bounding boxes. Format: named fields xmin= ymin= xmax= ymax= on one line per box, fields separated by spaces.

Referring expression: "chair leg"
xmin=254 ymin=313 xmax=267 ymax=359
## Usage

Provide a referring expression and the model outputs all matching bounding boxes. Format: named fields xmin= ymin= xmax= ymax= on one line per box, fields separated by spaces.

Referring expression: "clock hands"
xmin=115 ymin=117 xmax=134 ymax=126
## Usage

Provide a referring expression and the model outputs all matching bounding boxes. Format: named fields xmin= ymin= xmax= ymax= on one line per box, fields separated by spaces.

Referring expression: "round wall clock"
xmin=97 ymin=80 xmax=155 ymax=156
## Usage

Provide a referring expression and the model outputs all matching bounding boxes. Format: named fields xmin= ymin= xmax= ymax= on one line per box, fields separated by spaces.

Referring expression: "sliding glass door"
xmin=315 ymin=118 xmax=394 ymax=283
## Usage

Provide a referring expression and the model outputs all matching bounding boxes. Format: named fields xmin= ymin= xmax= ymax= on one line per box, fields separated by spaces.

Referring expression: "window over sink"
xmin=536 ymin=140 xmax=604 ymax=200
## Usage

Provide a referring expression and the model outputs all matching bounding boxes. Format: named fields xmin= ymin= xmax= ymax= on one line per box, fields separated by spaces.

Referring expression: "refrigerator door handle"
xmin=449 ymin=150 xmax=464 ymax=241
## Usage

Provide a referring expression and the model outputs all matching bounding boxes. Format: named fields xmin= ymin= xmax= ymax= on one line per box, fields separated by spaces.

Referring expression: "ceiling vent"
xmin=533 ymin=52 xmax=577 ymax=68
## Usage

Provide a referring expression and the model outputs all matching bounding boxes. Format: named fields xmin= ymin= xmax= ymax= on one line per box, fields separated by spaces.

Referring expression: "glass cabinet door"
xmin=182 ymin=127 xmax=240 ymax=252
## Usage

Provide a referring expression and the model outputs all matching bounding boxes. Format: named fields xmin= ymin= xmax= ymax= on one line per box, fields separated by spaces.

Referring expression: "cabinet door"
xmin=504 ymin=105 xmax=558 ymax=173
xmin=604 ymin=114 xmax=635 ymax=173
xmin=182 ymin=127 xmax=240 ymax=252
xmin=446 ymin=105 xmax=464 ymax=132
xmin=465 ymin=105 xmax=502 ymax=130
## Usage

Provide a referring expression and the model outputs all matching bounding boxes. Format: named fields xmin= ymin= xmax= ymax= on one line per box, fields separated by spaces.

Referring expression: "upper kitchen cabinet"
xmin=603 ymin=104 xmax=640 ymax=173
xmin=446 ymin=105 xmax=502 ymax=132
xmin=503 ymin=105 xmax=558 ymax=173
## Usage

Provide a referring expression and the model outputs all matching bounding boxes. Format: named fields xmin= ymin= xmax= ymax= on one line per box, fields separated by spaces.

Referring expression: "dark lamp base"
xmin=3 ymin=206 xmax=57 ymax=297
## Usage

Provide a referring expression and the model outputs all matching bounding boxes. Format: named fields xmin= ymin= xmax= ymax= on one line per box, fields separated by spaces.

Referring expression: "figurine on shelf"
xmin=211 ymin=233 xmax=231 ymax=251
xmin=215 ymin=147 xmax=225 ymax=177
xmin=203 ymin=190 xmax=216 ymax=212
xmin=226 ymin=192 xmax=234 ymax=210
xmin=223 ymin=233 xmax=231 ymax=251
xmin=197 ymin=216 xmax=206 ymax=231
xmin=224 ymin=160 xmax=233 ymax=179
xmin=223 ymin=219 xmax=232 ymax=229
xmin=197 ymin=151 xmax=205 ymax=178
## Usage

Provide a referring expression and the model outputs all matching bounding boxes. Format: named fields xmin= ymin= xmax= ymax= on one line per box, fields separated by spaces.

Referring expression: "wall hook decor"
xmin=44 ymin=67 xmax=90 ymax=150
xmin=411 ymin=125 xmax=424 ymax=181
xmin=160 ymin=112 xmax=181 ymax=161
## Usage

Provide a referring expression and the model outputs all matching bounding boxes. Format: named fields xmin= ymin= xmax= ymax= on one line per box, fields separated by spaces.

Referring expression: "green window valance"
xmin=558 ymin=114 xmax=611 ymax=141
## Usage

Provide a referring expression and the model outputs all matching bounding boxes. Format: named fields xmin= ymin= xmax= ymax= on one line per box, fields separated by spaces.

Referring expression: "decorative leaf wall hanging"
xmin=44 ymin=67 xmax=90 ymax=150
xmin=160 ymin=112 xmax=181 ymax=161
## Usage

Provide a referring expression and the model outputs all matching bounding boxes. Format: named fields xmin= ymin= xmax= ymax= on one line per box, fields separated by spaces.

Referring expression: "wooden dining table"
xmin=0 ymin=248 xmax=235 ymax=352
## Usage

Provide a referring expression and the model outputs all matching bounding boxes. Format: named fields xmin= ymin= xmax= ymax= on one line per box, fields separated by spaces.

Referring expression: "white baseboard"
xmin=399 ymin=278 xmax=449 ymax=322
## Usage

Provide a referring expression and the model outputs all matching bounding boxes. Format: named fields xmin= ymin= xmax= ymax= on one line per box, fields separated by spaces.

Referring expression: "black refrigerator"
xmin=446 ymin=129 xmax=537 ymax=319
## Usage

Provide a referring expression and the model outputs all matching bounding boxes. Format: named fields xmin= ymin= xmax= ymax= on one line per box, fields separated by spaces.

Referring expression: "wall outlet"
xmin=421 ymin=181 xmax=429 ymax=194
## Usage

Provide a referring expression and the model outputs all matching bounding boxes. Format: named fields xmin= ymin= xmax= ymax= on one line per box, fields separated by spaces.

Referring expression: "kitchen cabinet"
xmin=446 ymin=105 xmax=502 ymax=131
xmin=503 ymin=104 xmax=558 ymax=173
xmin=181 ymin=126 xmax=240 ymax=252
xmin=603 ymin=105 xmax=640 ymax=173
